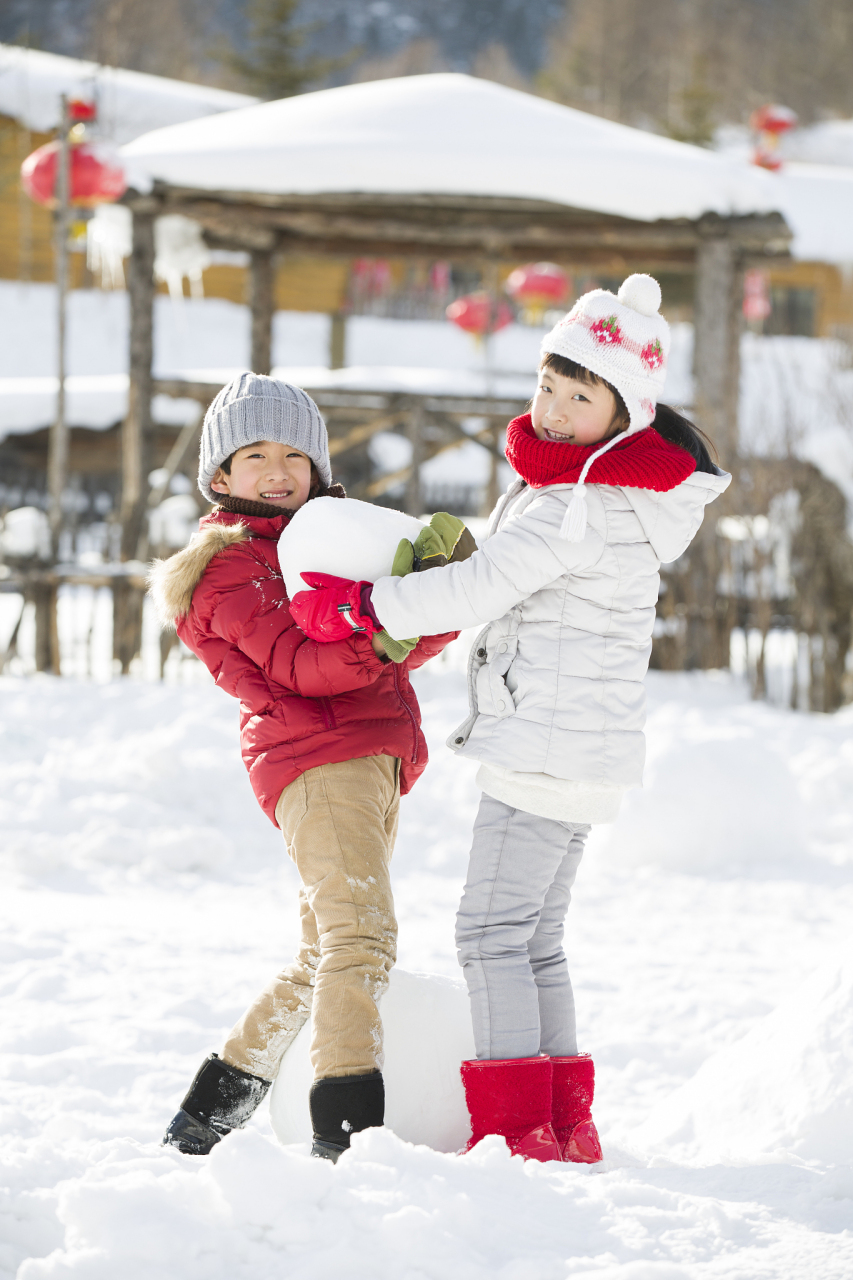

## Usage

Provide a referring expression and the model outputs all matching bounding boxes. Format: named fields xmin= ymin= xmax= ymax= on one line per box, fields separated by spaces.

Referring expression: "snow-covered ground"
xmin=2 ymin=648 xmax=852 ymax=1278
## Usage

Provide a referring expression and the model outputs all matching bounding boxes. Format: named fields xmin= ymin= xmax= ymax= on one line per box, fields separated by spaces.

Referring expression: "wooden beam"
xmin=169 ymin=208 xmax=704 ymax=256
xmin=357 ymin=427 xmax=495 ymax=502
xmin=405 ymin=403 xmax=425 ymax=515
xmin=130 ymin=191 xmax=791 ymax=293
xmin=328 ymin=413 xmax=403 ymax=457
xmin=249 ymin=248 xmax=274 ymax=374
xmin=427 ymin=413 xmax=506 ymax=460
xmin=151 ymin=378 xmax=527 ymax=422
xmin=137 ymin=185 xmax=791 ymax=264
xmin=137 ymin=409 xmax=204 ymax=562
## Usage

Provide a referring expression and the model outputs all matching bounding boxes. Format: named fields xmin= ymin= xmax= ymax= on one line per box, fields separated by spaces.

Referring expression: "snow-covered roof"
xmin=120 ymin=73 xmax=779 ymax=225
xmin=713 ymin=122 xmax=853 ymax=264
xmin=0 ymin=43 xmax=257 ymax=145
xmin=781 ymin=118 xmax=853 ymax=168
xmin=760 ymin=162 xmax=853 ymax=265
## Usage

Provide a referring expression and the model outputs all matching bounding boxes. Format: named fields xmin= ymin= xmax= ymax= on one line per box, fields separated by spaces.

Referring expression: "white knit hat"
xmin=198 ymin=373 xmax=331 ymax=503
xmin=540 ymin=273 xmax=670 ymax=541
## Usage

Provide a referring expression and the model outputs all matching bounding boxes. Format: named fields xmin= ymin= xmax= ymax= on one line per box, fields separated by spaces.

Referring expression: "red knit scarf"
xmin=504 ymin=414 xmax=696 ymax=492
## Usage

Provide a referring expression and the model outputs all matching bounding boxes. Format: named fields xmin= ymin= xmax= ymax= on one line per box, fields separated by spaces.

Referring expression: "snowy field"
xmin=2 ymin=642 xmax=853 ymax=1279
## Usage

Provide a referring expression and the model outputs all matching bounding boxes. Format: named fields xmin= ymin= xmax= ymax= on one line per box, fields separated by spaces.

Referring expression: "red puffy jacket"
xmin=151 ymin=506 xmax=456 ymax=825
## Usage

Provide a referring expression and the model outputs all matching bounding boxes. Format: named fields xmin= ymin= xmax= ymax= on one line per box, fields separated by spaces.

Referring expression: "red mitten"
xmin=290 ymin=573 xmax=380 ymax=642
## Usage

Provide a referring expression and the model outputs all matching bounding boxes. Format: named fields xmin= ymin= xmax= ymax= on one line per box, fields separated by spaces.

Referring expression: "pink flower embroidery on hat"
xmin=590 ymin=315 xmax=622 ymax=345
xmin=641 ymin=339 xmax=665 ymax=370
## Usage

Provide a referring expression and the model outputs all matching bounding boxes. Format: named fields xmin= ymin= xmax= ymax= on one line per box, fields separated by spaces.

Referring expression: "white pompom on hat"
xmin=539 ymin=274 xmax=671 ymax=543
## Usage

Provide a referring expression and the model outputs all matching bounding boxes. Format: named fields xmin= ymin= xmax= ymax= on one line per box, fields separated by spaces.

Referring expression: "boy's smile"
xmin=210 ymin=441 xmax=314 ymax=509
xmin=531 ymin=367 xmax=624 ymax=446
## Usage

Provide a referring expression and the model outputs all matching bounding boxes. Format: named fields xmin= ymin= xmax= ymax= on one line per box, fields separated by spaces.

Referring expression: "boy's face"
xmin=210 ymin=441 xmax=313 ymax=509
xmin=531 ymin=366 xmax=624 ymax=446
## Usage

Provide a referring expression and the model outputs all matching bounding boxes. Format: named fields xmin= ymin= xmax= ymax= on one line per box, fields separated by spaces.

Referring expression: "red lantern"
xmin=750 ymin=104 xmax=798 ymax=171
xmin=743 ymin=269 xmax=771 ymax=323
xmin=446 ymin=291 xmax=513 ymax=336
xmin=20 ymin=140 xmax=126 ymax=209
xmin=505 ymin=262 xmax=570 ymax=306
xmin=68 ymin=99 xmax=98 ymax=123
xmin=750 ymin=104 xmax=798 ymax=136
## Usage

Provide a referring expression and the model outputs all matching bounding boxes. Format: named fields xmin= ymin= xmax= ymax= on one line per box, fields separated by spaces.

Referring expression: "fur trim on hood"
xmin=148 ymin=521 xmax=249 ymax=628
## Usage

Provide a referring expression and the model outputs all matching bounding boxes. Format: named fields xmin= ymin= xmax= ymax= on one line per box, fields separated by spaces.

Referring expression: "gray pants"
xmin=456 ymin=793 xmax=590 ymax=1060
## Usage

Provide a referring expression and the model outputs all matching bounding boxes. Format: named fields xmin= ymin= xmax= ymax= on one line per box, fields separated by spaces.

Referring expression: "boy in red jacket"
xmin=149 ymin=374 xmax=456 ymax=1161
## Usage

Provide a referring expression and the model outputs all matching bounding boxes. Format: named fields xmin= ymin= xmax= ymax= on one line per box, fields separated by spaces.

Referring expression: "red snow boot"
xmin=460 ymin=1056 xmax=563 ymax=1162
xmin=550 ymin=1054 xmax=603 ymax=1163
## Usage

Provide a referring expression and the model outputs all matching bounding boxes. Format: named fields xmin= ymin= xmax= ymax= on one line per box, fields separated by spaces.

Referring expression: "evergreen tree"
xmin=224 ymin=0 xmax=337 ymax=100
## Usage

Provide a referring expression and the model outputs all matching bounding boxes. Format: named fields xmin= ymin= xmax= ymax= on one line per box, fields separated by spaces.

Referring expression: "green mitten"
xmin=375 ymin=630 xmax=418 ymax=662
xmin=381 ymin=513 xmax=477 ymax=662
xmin=391 ymin=513 xmax=476 ymax=579
xmin=424 ymin=512 xmax=478 ymax=566
xmin=391 ymin=537 xmax=416 ymax=578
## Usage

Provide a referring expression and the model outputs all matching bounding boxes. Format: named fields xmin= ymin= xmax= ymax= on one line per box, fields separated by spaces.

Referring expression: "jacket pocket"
xmin=474 ymin=634 xmax=518 ymax=719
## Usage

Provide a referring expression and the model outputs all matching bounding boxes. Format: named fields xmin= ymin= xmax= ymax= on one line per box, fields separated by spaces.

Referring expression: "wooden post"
xmin=481 ymin=422 xmax=502 ymax=516
xmin=30 ymin=583 xmax=52 ymax=673
xmin=115 ymin=206 xmax=155 ymax=675
xmin=121 ymin=208 xmax=155 ymax=560
xmin=405 ymin=403 xmax=425 ymax=517
xmin=693 ymin=233 xmax=743 ymax=466
xmin=39 ymin=96 xmax=71 ymax=675
xmin=691 ymin=233 xmax=744 ymax=678
xmin=48 ymin=96 xmax=70 ymax=562
xmin=249 ymin=248 xmax=274 ymax=374
xmin=329 ymin=312 xmax=346 ymax=369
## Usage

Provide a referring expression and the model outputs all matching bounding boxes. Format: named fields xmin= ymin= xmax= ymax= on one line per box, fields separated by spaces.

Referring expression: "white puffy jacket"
xmin=371 ymin=468 xmax=730 ymax=822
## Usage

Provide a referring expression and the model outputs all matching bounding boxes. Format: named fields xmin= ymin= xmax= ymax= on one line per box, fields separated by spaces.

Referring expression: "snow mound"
xmin=269 ymin=969 xmax=475 ymax=1152
xmin=597 ymin=686 xmax=808 ymax=876
xmin=277 ymin=497 xmax=424 ymax=600
xmin=634 ymin=946 xmax=853 ymax=1165
xmin=0 ymin=506 xmax=50 ymax=558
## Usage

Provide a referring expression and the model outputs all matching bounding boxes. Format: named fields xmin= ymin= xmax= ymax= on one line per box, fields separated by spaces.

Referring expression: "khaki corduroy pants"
xmin=221 ymin=755 xmax=400 ymax=1081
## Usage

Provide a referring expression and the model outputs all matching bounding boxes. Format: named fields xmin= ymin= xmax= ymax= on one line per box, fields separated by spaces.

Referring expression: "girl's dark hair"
xmin=649 ymin=402 xmax=717 ymax=473
xmin=539 ymin=351 xmax=717 ymax=474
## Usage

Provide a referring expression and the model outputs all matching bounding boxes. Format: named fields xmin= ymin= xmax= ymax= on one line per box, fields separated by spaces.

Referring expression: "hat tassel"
xmin=558 ymin=427 xmax=643 ymax=542
xmin=559 ymin=483 xmax=588 ymax=542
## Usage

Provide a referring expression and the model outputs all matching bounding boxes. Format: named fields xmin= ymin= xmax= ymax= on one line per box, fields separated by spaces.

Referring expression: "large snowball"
xmin=634 ymin=947 xmax=853 ymax=1164
xmin=268 ymin=969 xmax=475 ymax=1152
xmin=278 ymin=497 xmax=425 ymax=600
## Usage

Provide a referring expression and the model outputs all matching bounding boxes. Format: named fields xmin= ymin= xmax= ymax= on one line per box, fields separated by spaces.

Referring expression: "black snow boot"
xmin=162 ymin=1053 xmax=272 ymax=1155
xmin=309 ymin=1071 xmax=385 ymax=1162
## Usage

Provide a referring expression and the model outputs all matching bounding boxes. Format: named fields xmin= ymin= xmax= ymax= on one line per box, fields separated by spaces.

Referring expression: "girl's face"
xmin=210 ymin=441 xmax=313 ymax=509
xmin=531 ymin=366 xmax=625 ymax=446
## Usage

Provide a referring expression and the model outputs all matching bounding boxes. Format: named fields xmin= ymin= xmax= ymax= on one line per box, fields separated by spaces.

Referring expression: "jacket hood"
xmin=148 ymin=520 xmax=250 ymax=627
xmin=623 ymin=467 xmax=732 ymax=563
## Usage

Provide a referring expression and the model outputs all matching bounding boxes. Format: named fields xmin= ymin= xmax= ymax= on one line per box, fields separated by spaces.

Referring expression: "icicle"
xmin=559 ymin=483 xmax=588 ymax=541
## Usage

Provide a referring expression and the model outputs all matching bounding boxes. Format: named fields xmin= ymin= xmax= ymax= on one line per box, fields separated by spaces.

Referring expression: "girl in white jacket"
xmin=292 ymin=274 xmax=731 ymax=1165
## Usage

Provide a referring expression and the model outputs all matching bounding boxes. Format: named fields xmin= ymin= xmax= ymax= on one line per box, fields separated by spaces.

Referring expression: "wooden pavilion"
xmin=48 ymin=74 xmax=799 ymax=671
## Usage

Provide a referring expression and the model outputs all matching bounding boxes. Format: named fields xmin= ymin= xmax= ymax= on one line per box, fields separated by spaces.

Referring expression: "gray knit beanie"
xmin=198 ymin=373 xmax=331 ymax=503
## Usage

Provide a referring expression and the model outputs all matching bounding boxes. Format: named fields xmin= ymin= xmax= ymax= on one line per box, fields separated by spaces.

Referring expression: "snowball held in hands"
xmin=277 ymin=497 xmax=425 ymax=600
